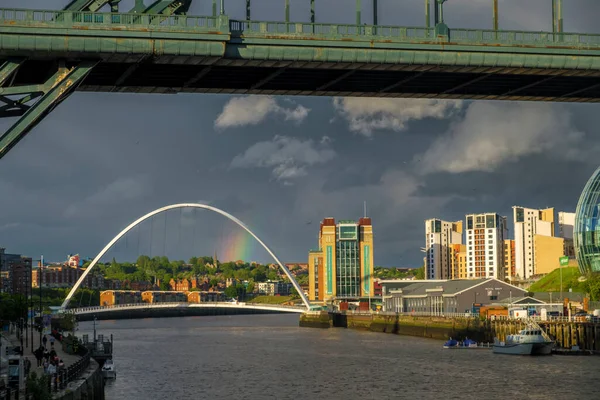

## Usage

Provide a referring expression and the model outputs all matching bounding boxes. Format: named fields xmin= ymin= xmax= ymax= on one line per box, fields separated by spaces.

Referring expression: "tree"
xmin=224 ymin=284 xmax=238 ymax=299
xmin=584 ymin=273 xmax=600 ymax=301
xmin=267 ymin=270 xmax=279 ymax=281
xmin=247 ymin=281 xmax=255 ymax=294
xmin=251 ymin=269 xmax=267 ymax=282
xmin=415 ymin=266 xmax=425 ymax=280
xmin=27 ymin=372 xmax=52 ymax=400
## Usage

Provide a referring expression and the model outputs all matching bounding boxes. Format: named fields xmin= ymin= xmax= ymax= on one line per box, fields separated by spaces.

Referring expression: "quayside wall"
xmin=300 ymin=312 xmax=491 ymax=341
xmin=55 ymin=359 xmax=104 ymax=400
xmin=301 ymin=312 xmax=600 ymax=350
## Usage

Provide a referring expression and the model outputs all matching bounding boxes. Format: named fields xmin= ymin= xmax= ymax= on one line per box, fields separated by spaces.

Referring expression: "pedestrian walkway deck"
xmin=1 ymin=328 xmax=81 ymax=377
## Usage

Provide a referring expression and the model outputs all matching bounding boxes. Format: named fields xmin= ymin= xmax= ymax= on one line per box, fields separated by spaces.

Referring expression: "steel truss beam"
xmin=379 ymin=71 xmax=427 ymax=93
xmin=0 ymin=60 xmax=98 ymax=160
xmin=129 ymin=0 xmax=192 ymax=15
xmin=64 ymin=0 xmax=121 ymax=12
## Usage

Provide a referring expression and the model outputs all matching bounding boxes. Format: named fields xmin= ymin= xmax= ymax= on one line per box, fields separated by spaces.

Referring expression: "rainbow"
xmin=218 ymin=228 xmax=254 ymax=263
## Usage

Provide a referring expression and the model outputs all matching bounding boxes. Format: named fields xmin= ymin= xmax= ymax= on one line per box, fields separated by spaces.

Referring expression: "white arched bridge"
xmin=70 ymin=302 xmax=307 ymax=317
xmin=61 ymin=203 xmax=312 ymax=312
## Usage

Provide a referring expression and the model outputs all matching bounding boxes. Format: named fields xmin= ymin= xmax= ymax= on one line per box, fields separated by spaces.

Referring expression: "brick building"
xmin=32 ymin=265 xmax=104 ymax=289
xmin=0 ymin=248 xmax=32 ymax=295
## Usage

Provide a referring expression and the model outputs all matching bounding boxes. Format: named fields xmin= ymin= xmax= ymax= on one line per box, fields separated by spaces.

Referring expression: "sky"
xmin=2 ymin=0 xmax=600 ymax=267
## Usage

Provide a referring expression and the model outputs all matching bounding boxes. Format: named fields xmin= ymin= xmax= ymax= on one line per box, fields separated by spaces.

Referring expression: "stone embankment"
xmin=301 ymin=312 xmax=600 ymax=351
xmin=301 ymin=312 xmax=491 ymax=341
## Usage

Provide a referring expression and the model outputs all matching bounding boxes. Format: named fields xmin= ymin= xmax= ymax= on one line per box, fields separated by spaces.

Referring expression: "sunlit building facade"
xmin=308 ymin=217 xmax=374 ymax=301
xmin=513 ymin=206 xmax=554 ymax=279
xmin=503 ymin=239 xmax=515 ymax=281
xmin=424 ymin=219 xmax=463 ymax=280
xmin=465 ymin=213 xmax=507 ymax=280
xmin=574 ymin=166 xmax=600 ymax=274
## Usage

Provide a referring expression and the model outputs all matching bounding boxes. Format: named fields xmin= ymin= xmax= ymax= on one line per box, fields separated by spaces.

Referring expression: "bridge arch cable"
xmin=60 ymin=203 xmax=310 ymax=310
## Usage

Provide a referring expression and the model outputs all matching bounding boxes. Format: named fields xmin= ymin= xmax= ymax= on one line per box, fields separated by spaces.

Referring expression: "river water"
xmin=78 ymin=315 xmax=597 ymax=400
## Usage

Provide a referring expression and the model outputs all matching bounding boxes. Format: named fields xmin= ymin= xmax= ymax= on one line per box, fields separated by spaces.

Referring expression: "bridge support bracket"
xmin=0 ymin=60 xmax=98 ymax=160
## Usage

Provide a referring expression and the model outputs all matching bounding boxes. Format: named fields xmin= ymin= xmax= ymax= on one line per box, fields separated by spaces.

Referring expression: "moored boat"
xmin=101 ymin=359 xmax=116 ymax=379
xmin=493 ymin=322 xmax=554 ymax=356
xmin=443 ymin=337 xmax=490 ymax=349
xmin=443 ymin=338 xmax=458 ymax=349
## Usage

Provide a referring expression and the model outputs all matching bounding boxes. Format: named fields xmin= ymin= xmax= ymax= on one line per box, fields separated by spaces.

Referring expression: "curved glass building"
xmin=574 ymin=166 xmax=600 ymax=274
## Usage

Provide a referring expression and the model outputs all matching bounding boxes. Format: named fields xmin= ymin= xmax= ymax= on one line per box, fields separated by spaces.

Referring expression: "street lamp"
xmin=38 ymin=255 xmax=43 ymax=350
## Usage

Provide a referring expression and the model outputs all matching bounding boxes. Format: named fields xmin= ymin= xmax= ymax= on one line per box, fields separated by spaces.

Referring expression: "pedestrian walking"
xmin=23 ymin=357 xmax=31 ymax=376
xmin=42 ymin=335 xmax=47 ymax=349
xmin=49 ymin=335 xmax=55 ymax=348
xmin=34 ymin=346 xmax=43 ymax=367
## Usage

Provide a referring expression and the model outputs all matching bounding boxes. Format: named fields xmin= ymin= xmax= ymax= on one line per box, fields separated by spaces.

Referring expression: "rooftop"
xmin=381 ymin=278 xmax=527 ymax=297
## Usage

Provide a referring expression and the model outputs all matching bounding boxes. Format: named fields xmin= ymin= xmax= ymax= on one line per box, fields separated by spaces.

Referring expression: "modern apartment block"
xmin=558 ymin=211 xmax=575 ymax=239
xmin=465 ymin=213 xmax=508 ymax=279
xmin=558 ymin=211 xmax=576 ymax=257
xmin=308 ymin=217 xmax=374 ymax=301
xmin=451 ymin=244 xmax=467 ymax=279
xmin=513 ymin=206 xmax=554 ymax=279
xmin=424 ymin=219 xmax=463 ymax=280
xmin=503 ymin=240 xmax=516 ymax=281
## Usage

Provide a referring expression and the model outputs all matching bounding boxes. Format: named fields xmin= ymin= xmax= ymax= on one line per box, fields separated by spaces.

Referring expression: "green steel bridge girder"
xmin=0 ymin=60 xmax=98 ymax=160
xmin=64 ymin=0 xmax=120 ymax=12
xmin=129 ymin=0 xmax=193 ymax=15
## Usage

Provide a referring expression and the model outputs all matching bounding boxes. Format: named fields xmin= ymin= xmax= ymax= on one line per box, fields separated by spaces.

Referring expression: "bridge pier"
xmin=0 ymin=60 xmax=97 ymax=161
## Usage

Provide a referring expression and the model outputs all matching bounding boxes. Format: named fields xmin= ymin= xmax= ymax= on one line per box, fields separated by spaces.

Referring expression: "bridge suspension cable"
xmin=60 ymin=203 xmax=310 ymax=311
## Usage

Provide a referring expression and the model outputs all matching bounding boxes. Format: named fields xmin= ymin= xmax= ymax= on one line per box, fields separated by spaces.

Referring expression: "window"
xmin=489 ymin=295 xmax=498 ymax=300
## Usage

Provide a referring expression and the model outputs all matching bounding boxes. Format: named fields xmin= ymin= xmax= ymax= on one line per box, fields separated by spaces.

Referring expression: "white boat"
xmin=101 ymin=359 xmax=116 ymax=379
xmin=493 ymin=322 xmax=554 ymax=356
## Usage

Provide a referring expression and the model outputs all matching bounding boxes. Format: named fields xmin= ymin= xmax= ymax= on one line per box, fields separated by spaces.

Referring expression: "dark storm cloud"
xmin=2 ymin=0 xmax=600 ymax=267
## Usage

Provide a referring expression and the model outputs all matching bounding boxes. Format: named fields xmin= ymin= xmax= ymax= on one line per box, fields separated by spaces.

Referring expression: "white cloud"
xmin=230 ymin=135 xmax=336 ymax=183
xmin=291 ymin=169 xmax=456 ymax=255
xmin=64 ymin=176 xmax=150 ymax=219
xmin=333 ymin=97 xmax=462 ymax=136
xmin=418 ymin=102 xmax=587 ymax=174
xmin=215 ymin=96 xmax=310 ymax=129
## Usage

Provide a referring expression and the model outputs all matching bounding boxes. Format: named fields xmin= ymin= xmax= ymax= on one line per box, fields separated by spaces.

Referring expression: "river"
xmin=78 ymin=315 xmax=597 ymax=400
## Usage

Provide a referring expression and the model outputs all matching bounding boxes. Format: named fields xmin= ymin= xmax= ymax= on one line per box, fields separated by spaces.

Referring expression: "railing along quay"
xmin=328 ymin=310 xmax=600 ymax=323
xmin=47 ymin=345 xmax=91 ymax=394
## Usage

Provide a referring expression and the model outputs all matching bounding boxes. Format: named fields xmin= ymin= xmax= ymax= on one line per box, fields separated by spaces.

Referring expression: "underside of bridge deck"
xmin=4 ymin=59 xmax=600 ymax=102
xmin=2 ymin=56 xmax=600 ymax=160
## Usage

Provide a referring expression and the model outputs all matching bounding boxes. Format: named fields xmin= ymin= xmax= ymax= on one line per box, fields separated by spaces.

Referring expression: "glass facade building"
xmin=336 ymin=224 xmax=360 ymax=297
xmin=574 ymin=166 xmax=600 ymax=274
xmin=308 ymin=217 xmax=374 ymax=301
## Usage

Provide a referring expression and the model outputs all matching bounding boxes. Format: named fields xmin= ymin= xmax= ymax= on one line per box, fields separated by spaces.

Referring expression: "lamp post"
xmin=38 ymin=255 xmax=43 ymax=350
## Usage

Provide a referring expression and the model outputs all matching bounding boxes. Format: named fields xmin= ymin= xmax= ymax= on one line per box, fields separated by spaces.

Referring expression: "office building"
xmin=465 ymin=213 xmax=507 ymax=279
xmin=503 ymin=240 xmax=516 ymax=281
xmin=513 ymin=206 xmax=554 ymax=279
xmin=424 ymin=219 xmax=463 ymax=280
xmin=308 ymin=217 xmax=374 ymax=301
